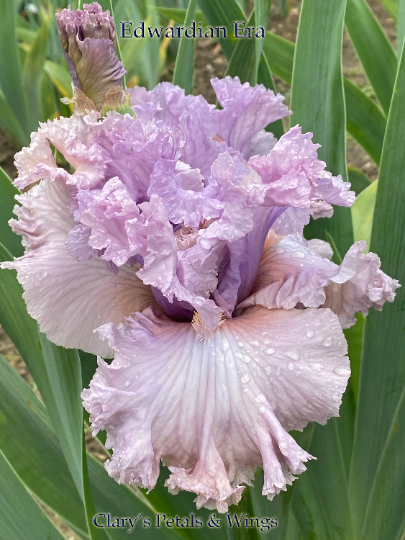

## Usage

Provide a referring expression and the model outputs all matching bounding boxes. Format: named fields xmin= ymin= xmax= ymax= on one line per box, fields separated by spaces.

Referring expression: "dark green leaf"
xmin=345 ymin=0 xmax=397 ymax=115
xmin=173 ymin=0 xmax=197 ymax=94
xmin=344 ymin=314 xmax=364 ymax=404
xmin=39 ymin=337 xmax=84 ymax=499
xmin=154 ymin=7 xmax=208 ymax=27
xmin=198 ymin=0 xmax=246 ymax=58
xmin=348 ymin=40 xmax=405 ymax=540
xmin=22 ymin=16 xmax=49 ymax=130
xmin=347 ymin=167 xmax=371 ymax=196
xmin=0 ymin=1 xmax=29 ymax=138
xmin=344 ymin=79 xmax=386 ymax=166
xmin=200 ymin=0 xmax=284 ymax=136
xmin=0 ymin=167 xmax=23 ymax=257
xmin=0 ymin=88 xmax=29 ymax=146
xmin=0 ymin=352 xmax=180 ymax=540
xmin=290 ymin=0 xmax=353 ymax=255
xmin=263 ymin=31 xmax=386 ymax=166
xmin=398 ymin=0 xmax=405 ymax=56
xmin=0 ymin=450 xmax=65 ymax=540
xmin=288 ymin=1 xmax=355 ymax=537
xmin=0 ymin=353 xmax=88 ymax=533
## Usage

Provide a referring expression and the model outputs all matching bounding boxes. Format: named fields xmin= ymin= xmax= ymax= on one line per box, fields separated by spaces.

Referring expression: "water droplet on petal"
xmin=255 ymin=393 xmax=266 ymax=403
xmin=265 ymin=366 xmax=272 ymax=374
xmin=323 ymin=337 xmax=333 ymax=347
xmin=265 ymin=347 xmax=275 ymax=355
xmin=333 ymin=366 xmax=351 ymax=376
xmin=124 ymin=380 xmax=130 ymax=387
xmin=259 ymin=405 xmax=266 ymax=414
xmin=276 ymin=246 xmax=285 ymax=254
xmin=332 ymin=392 xmax=341 ymax=402
xmin=237 ymin=342 xmax=245 ymax=348
xmin=286 ymin=350 xmax=299 ymax=361
xmin=294 ymin=251 xmax=305 ymax=258
xmin=242 ymin=355 xmax=251 ymax=364
xmin=241 ymin=372 xmax=250 ymax=383
xmin=306 ymin=330 xmax=315 ymax=338
xmin=288 ymin=363 xmax=295 ymax=370
xmin=309 ymin=363 xmax=324 ymax=372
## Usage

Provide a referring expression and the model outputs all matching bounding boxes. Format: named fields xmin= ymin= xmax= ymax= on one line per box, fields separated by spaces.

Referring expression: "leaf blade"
xmin=348 ymin=40 xmax=405 ymax=540
xmin=288 ymin=1 xmax=355 ymax=537
xmin=172 ymin=0 xmax=197 ymax=94
xmin=0 ymin=450 xmax=66 ymax=540
xmin=345 ymin=0 xmax=397 ymax=115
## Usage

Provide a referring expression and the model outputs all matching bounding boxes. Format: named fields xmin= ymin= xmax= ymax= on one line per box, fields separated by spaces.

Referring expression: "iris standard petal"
xmin=249 ymin=125 xmax=355 ymax=216
xmin=209 ymin=76 xmax=290 ymax=158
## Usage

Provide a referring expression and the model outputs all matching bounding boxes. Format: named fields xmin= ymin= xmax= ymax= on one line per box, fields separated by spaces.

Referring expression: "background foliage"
xmin=0 ymin=0 xmax=404 ymax=538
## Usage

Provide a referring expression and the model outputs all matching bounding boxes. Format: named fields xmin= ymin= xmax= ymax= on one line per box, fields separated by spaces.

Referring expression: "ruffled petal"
xmin=209 ymin=77 xmax=290 ymax=158
xmin=323 ymin=241 xmax=400 ymax=328
xmin=307 ymin=238 xmax=334 ymax=260
xmin=75 ymin=177 xmax=140 ymax=266
xmin=1 ymin=179 xmax=154 ymax=356
xmin=239 ymin=233 xmax=399 ymax=329
xmin=82 ymin=304 xmax=349 ymax=511
xmin=87 ymin=112 xmax=178 ymax=201
xmin=14 ymin=114 xmax=106 ymax=190
xmin=127 ymin=195 xmax=223 ymax=329
xmin=148 ymin=159 xmax=224 ymax=228
xmin=249 ymin=125 xmax=355 ymax=216
xmin=129 ymin=82 xmax=228 ymax=179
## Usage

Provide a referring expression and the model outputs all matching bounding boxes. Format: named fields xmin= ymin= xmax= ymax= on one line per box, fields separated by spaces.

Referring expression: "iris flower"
xmin=2 ymin=2 xmax=399 ymax=513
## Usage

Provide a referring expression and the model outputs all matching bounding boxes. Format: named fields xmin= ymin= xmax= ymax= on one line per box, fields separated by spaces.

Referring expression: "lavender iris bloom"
xmin=2 ymin=63 xmax=399 ymax=512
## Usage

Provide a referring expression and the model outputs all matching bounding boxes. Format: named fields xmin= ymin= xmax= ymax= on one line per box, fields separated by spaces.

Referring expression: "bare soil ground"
xmin=0 ymin=1 xmax=397 ymax=536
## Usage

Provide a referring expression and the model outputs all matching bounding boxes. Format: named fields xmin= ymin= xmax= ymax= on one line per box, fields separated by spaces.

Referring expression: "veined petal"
xmin=249 ymin=125 xmax=355 ymax=215
xmin=271 ymin=207 xmax=310 ymax=236
xmin=128 ymin=195 xmax=223 ymax=329
xmin=239 ymin=233 xmax=399 ymax=329
xmin=238 ymin=231 xmax=337 ymax=311
xmin=14 ymin=114 xmax=106 ymax=190
xmin=148 ymin=160 xmax=224 ymax=228
xmin=56 ymin=3 xmax=125 ymax=109
xmin=209 ymin=77 xmax=290 ymax=158
xmin=75 ymin=177 xmax=140 ymax=266
xmin=323 ymin=241 xmax=400 ymax=328
xmin=1 ymin=179 xmax=154 ymax=356
xmin=87 ymin=112 xmax=178 ymax=202
xmin=82 ymin=305 xmax=349 ymax=511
